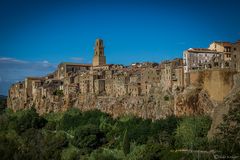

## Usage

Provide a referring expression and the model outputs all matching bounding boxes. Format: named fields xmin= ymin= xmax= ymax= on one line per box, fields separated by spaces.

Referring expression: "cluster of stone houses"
xmin=8 ymin=39 xmax=240 ymax=101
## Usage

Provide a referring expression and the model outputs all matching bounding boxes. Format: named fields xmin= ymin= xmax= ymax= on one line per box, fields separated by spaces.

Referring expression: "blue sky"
xmin=0 ymin=0 xmax=240 ymax=95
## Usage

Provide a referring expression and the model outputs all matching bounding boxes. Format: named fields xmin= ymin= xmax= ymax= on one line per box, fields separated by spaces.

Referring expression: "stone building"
xmin=92 ymin=39 xmax=106 ymax=67
xmin=25 ymin=77 xmax=45 ymax=98
xmin=231 ymin=41 xmax=240 ymax=72
xmin=94 ymin=79 xmax=105 ymax=95
xmin=160 ymin=58 xmax=184 ymax=90
xmin=57 ymin=62 xmax=91 ymax=79
xmin=173 ymin=66 xmax=184 ymax=89
xmin=184 ymin=41 xmax=240 ymax=74
xmin=183 ymin=48 xmax=220 ymax=73
xmin=128 ymin=83 xmax=141 ymax=96
xmin=140 ymin=68 xmax=160 ymax=94
xmin=183 ymin=40 xmax=240 ymax=87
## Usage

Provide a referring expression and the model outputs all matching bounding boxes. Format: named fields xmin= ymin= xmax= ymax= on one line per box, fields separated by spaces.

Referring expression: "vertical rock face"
xmin=7 ymin=80 xmax=217 ymax=119
xmin=8 ymin=71 xmax=238 ymax=123
xmin=208 ymin=73 xmax=240 ymax=138
xmin=72 ymin=85 xmax=176 ymax=119
xmin=174 ymin=85 xmax=215 ymax=116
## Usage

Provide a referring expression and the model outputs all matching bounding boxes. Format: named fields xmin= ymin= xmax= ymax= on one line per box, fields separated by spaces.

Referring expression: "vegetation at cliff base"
xmin=0 ymin=95 xmax=7 ymax=114
xmin=0 ymin=107 xmax=238 ymax=159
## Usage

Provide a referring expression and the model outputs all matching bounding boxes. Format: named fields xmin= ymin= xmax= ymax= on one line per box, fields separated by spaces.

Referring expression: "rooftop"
xmin=187 ymin=48 xmax=219 ymax=53
xmin=212 ymin=41 xmax=232 ymax=47
xmin=59 ymin=62 xmax=92 ymax=67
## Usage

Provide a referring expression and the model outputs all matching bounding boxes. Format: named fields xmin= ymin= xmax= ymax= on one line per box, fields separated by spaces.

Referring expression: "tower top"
xmin=92 ymin=39 xmax=106 ymax=66
xmin=95 ymin=38 xmax=104 ymax=48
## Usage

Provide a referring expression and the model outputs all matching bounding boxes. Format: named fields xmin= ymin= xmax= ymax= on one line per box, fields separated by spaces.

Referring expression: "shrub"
xmin=72 ymin=124 xmax=106 ymax=152
xmin=15 ymin=107 xmax=47 ymax=133
xmin=213 ymin=103 xmax=240 ymax=156
xmin=89 ymin=148 xmax=124 ymax=160
xmin=164 ymin=95 xmax=169 ymax=101
xmin=53 ymin=89 xmax=64 ymax=96
xmin=175 ymin=116 xmax=212 ymax=149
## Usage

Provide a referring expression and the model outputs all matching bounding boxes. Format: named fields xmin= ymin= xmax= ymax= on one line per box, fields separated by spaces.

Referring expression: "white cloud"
xmin=41 ymin=60 xmax=52 ymax=67
xmin=0 ymin=57 xmax=27 ymax=64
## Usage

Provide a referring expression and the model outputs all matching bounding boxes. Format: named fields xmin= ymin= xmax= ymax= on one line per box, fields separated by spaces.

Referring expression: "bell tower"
xmin=92 ymin=39 xmax=106 ymax=66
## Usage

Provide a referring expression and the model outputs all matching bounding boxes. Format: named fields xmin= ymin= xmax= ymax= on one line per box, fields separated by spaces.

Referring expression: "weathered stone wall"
xmin=208 ymin=73 xmax=240 ymax=138
xmin=189 ymin=69 xmax=236 ymax=102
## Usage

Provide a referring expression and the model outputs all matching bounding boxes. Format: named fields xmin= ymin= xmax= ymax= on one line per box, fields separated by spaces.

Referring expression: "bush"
xmin=61 ymin=145 xmax=80 ymax=160
xmin=213 ymin=103 xmax=240 ymax=156
xmin=123 ymin=129 xmax=130 ymax=155
xmin=164 ymin=95 xmax=169 ymax=101
xmin=0 ymin=133 xmax=20 ymax=160
xmin=89 ymin=148 xmax=123 ymax=160
xmin=19 ymin=129 xmax=69 ymax=159
xmin=72 ymin=124 xmax=106 ymax=153
xmin=15 ymin=107 xmax=47 ymax=133
xmin=58 ymin=108 xmax=82 ymax=131
xmin=53 ymin=89 xmax=64 ymax=96
xmin=175 ymin=116 xmax=212 ymax=149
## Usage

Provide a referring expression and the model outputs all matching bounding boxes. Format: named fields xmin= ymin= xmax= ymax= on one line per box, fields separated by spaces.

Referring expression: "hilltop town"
xmin=7 ymin=39 xmax=240 ymax=131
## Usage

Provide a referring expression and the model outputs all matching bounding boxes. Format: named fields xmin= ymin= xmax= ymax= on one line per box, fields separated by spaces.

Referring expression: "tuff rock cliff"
xmin=8 ymin=84 xmax=216 ymax=120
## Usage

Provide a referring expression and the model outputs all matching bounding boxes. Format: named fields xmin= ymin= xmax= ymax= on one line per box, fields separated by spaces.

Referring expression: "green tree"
xmin=89 ymin=148 xmax=122 ymax=160
xmin=20 ymin=129 xmax=68 ymax=160
xmin=53 ymin=89 xmax=64 ymax=96
xmin=175 ymin=116 xmax=211 ymax=149
xmin=0 ymin=133 xmax=20 ymax=160
xmin=15 ymin=107 xmax=47 ymax=133
xmin=214 ymin=103 xmax=240 ymax=156
xmin=0 ymin=96 xmax=7 ymax=114
xmin=72 ymin=124 xmax=106 ymax=153
xmin=58 ymin=108 xmax=82 ymax=131
xmin=123 ymin=129 xmax=130 ymax=156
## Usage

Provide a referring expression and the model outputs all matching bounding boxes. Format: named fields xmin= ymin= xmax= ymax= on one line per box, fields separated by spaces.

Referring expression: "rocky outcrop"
xmin=208 ymin=73 xmax=240 ymax=138
xmin=7 ymin=82 xmax=217 ymax=119
xmin=174 ymin=85 xmax=215 ymax=116
xmin=73 ymin=87 xmax=174 ymax=119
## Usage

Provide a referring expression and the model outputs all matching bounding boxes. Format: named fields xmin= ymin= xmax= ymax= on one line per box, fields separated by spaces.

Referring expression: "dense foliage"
xmin=212 ymin=103 xmax=240 ymax=157
xmin=0 ymin=96 xmax=7 ymax=114
xmin=175 ymin=116 xmax=211 ymax=150
xmin=1 ymin=106 xmax=233 ymax=160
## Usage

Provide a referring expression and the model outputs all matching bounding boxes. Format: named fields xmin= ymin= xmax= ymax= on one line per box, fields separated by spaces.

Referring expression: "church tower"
xmin=92 ymin=39 xmax=106 ymax=66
